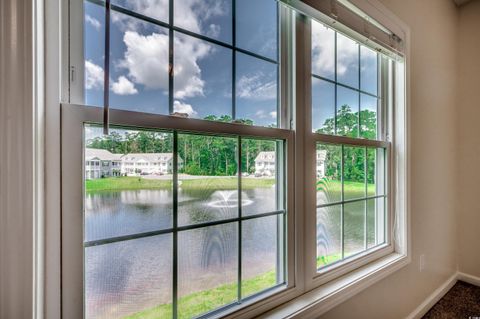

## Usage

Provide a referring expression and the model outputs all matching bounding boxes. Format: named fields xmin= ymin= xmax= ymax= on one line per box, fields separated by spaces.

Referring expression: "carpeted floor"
xmin=422 ymin=281 xmax=480 ymax=318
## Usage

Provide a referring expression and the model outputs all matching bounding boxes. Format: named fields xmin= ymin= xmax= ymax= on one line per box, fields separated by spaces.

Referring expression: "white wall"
xmin=321 ymin=0 xmax=459 ymax=318
xmin=457 ymin=0 xmax=480 ymax=279
xmin=0 ymin=0 xmax=36 ymax=318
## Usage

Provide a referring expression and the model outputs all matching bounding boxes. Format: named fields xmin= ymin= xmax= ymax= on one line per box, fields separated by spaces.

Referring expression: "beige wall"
xmin=321 ymin=0 xmax=460 ymax=318
xmin=457 ymin=0 xmax=480 ymax=278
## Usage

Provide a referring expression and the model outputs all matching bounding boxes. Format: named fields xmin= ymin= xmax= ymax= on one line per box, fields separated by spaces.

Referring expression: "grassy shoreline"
xmin=122 ymin=252 xmax=342 ymax=319
xmin=85 ymin=176 xmax=276 ymax=192
xmin=124 ymin=271 xmax=277 ymax=319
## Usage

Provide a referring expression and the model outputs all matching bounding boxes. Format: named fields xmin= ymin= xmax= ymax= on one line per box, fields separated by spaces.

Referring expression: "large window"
xmin=62 ymin=0 xmax=407 ymax=318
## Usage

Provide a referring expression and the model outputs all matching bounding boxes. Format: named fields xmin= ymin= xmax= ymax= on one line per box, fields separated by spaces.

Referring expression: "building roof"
xmin=121 ymin=153 xmax=174 ymax=162
xmin=85 ymin=148 xmax=122 ymax=161
xmin=255 ymin=151 xmax=276 ymax=162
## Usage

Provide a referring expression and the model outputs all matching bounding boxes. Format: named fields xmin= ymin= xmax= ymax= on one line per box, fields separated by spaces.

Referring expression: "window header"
xmin=278 ymin=0 xmax=404 ymax=59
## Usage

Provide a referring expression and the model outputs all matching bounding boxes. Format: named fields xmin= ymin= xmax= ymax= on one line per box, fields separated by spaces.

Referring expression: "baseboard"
xmin=457 ymin=272 xmax=480 ymax=287
xmin=405 ymin=273 xmax=458 ymax=319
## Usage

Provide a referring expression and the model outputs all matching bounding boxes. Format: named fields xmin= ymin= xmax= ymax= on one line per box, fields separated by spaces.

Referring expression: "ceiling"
xmin=454 ymin=0 xmax=474 ymax=6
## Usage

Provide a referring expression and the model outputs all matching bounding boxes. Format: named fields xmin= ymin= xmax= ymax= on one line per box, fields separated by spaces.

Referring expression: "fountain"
xmin=207 ymin=190 xmax=254 ymax=208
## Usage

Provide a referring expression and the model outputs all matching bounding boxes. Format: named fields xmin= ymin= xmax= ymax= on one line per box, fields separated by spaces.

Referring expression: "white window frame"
xmin=300 ymin=17 xmax=395 ymax=288
xmin=55 ymin=0 xmax=410 ymax=318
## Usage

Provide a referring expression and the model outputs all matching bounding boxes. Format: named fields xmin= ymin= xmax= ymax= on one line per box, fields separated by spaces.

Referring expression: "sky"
xmin=83 ymin=0 xmax=278 ymax=127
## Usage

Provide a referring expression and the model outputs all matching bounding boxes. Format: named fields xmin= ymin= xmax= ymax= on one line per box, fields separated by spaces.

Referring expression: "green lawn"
xmin=86 ymin=176 xmax=275 ymax=192
xmin=124 ymin=271 xmax=276 ymax=319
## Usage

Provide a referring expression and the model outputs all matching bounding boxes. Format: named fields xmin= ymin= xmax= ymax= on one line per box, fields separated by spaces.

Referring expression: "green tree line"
xmin=87 ymin=107 xmax=378 ymax=181
xmin=87 ymin=115 xmax=275 ymax=176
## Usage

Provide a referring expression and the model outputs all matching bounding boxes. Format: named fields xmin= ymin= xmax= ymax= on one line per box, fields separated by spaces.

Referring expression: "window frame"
xmin=61 ymin=104 xmax=297 ymax=318
xmin=58 ymin=0 xmax=410 ymax=318
xmin=294 ymin=9 xmax=408 ymax=292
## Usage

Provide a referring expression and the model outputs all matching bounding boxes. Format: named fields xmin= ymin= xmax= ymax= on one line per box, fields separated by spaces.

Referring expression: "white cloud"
xmin=312 ymin=22 xmax=335 ymax=76
xmin=111 ymin=76 xmax=138 ymax=95
xmin=113 ymin=0 xmax=227 ymax=37
xmin=173 ymin=35 xmax=211 ymax=98
xmin=118 ymin=30 xmax=210 ymax=99
xmin=237 ymin=73 xmax=276 ymax=101
xmin=269 ymin=111 xmax=277 ymax=119
xmin=85 ymin=14 xmax=101 ymax=30
xmin=173 ymin=100 xmax=197 ymax=116
xmin=85 ymin=60 xmax=104 ymax=90
xmin=120 ymin=31 xmax=169 ymax=90
xmin=336 ymin=33 xmax=358 ymax=76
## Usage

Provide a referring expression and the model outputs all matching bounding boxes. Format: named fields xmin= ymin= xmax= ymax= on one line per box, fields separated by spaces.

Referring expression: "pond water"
xmin=85 ymin=187 xmax=282 ymax=319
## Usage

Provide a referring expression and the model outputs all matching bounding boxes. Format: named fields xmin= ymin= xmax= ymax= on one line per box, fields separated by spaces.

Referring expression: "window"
xmin=311 ymin=21 xmax=389 ymax=270
xmin=62 ymin=0 xmax=407 ymax=318
xmin=63 ymin=1 xmax=295 ymax=319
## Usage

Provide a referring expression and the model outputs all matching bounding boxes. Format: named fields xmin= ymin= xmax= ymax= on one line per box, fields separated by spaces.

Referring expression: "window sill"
xmin=262 ymin=253 xmax=410 ymax=318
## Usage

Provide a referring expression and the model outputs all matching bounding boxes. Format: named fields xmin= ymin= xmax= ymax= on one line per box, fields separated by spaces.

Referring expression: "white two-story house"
xmin=85 ymin=148 xmax=122 ymax=179
xmin=254 ymin=150 xmax=327 ymax=178
xmin=121 ymin=153 xmax=183 ymax=176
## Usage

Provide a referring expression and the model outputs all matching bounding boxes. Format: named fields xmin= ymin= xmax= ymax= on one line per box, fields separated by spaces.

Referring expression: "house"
xmin=316 ymin=150 xmax=327 ymax=178
xmin=254 ymin=151 xmax=276 ymax=176
xmin=85 ymin=148 xmax=122 ymax=179
xmin=85 ymin=148 xmax=183 ymax=179
xmin=254 ymin=150 xmax=327 ymax=178
xmin=121 ymin=153 xmax=183 ymax=176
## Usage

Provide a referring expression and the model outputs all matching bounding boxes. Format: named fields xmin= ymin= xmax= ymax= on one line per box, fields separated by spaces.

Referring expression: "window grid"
xmin=86 ymin=0 xmax=280 ymax=125
xmin=316 ymin=143 xmax=387 ymax=270
xmin=82 ymin=128 xmax=287 ymax=319
xmin=312 ymin=30 xmax=381 ymax=138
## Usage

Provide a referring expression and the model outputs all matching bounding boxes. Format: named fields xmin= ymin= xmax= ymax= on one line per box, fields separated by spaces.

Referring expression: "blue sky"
xmin=84 ymin=0 xmax=278 ymax=127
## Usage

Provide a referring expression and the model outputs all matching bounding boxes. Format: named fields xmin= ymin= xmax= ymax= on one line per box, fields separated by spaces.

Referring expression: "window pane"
xmin=85 ymin=234 xmax=172 ymax=319
xmin=174 ymin=32 xmax=232 ymax=120
xmin=311 ymin=21 xmax=335 ymax=80
xmin=360 ymin=46 xmax=378 ymax=96
xmin=242 ymin=215 xmax=283 ymax=297
xmin=178 ymin=134 xmax=238 ymax=226
xmin=109 ymin=10 xmax=169 ymax=114
xmin=84 ymin=125 xmax=173 ymax=242
xmin=178 ymin=223 xmax=238 ymax=317
xmin=317 ymin=205 xmax=342 ymax=268
xmin=360 ymin=94 xmax=378 ymax=139
xmin=336 ymin=86 xmax=359 ymax=137
xmin=236 ymin=0 xmax=278 ymax=61
xmin=336 ymin=33 xmax=359 ymax=88
xmin=174 ymin=0 xmax=232 ymax=44
xmin=312 ymin=78 xmax=335 ymax=134
xmin=317 ymin=144 xmax=342 ymax=205
xmin=241 ymin=139 xmax=279 ymax=216
xmin=84 ymin=0 xmax=105 ymax=107
xmin=236 ymin=53 xmax=278 ymax=127
xmin=344 ymin=200 xmax=365 ymax=257
xmin=343 ymin=146 xmax=365 ymax=201
xmin=367 ymin=197 xmax=385 ymax=248
xmin=112 ymin=0 xmax=169 ymax=23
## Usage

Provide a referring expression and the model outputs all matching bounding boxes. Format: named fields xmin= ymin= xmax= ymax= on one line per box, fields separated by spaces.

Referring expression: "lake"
xmin=84 ymin=184 xmax=377 ymax=318
xmin=84 ymin=186 xmax=282 ymax=319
